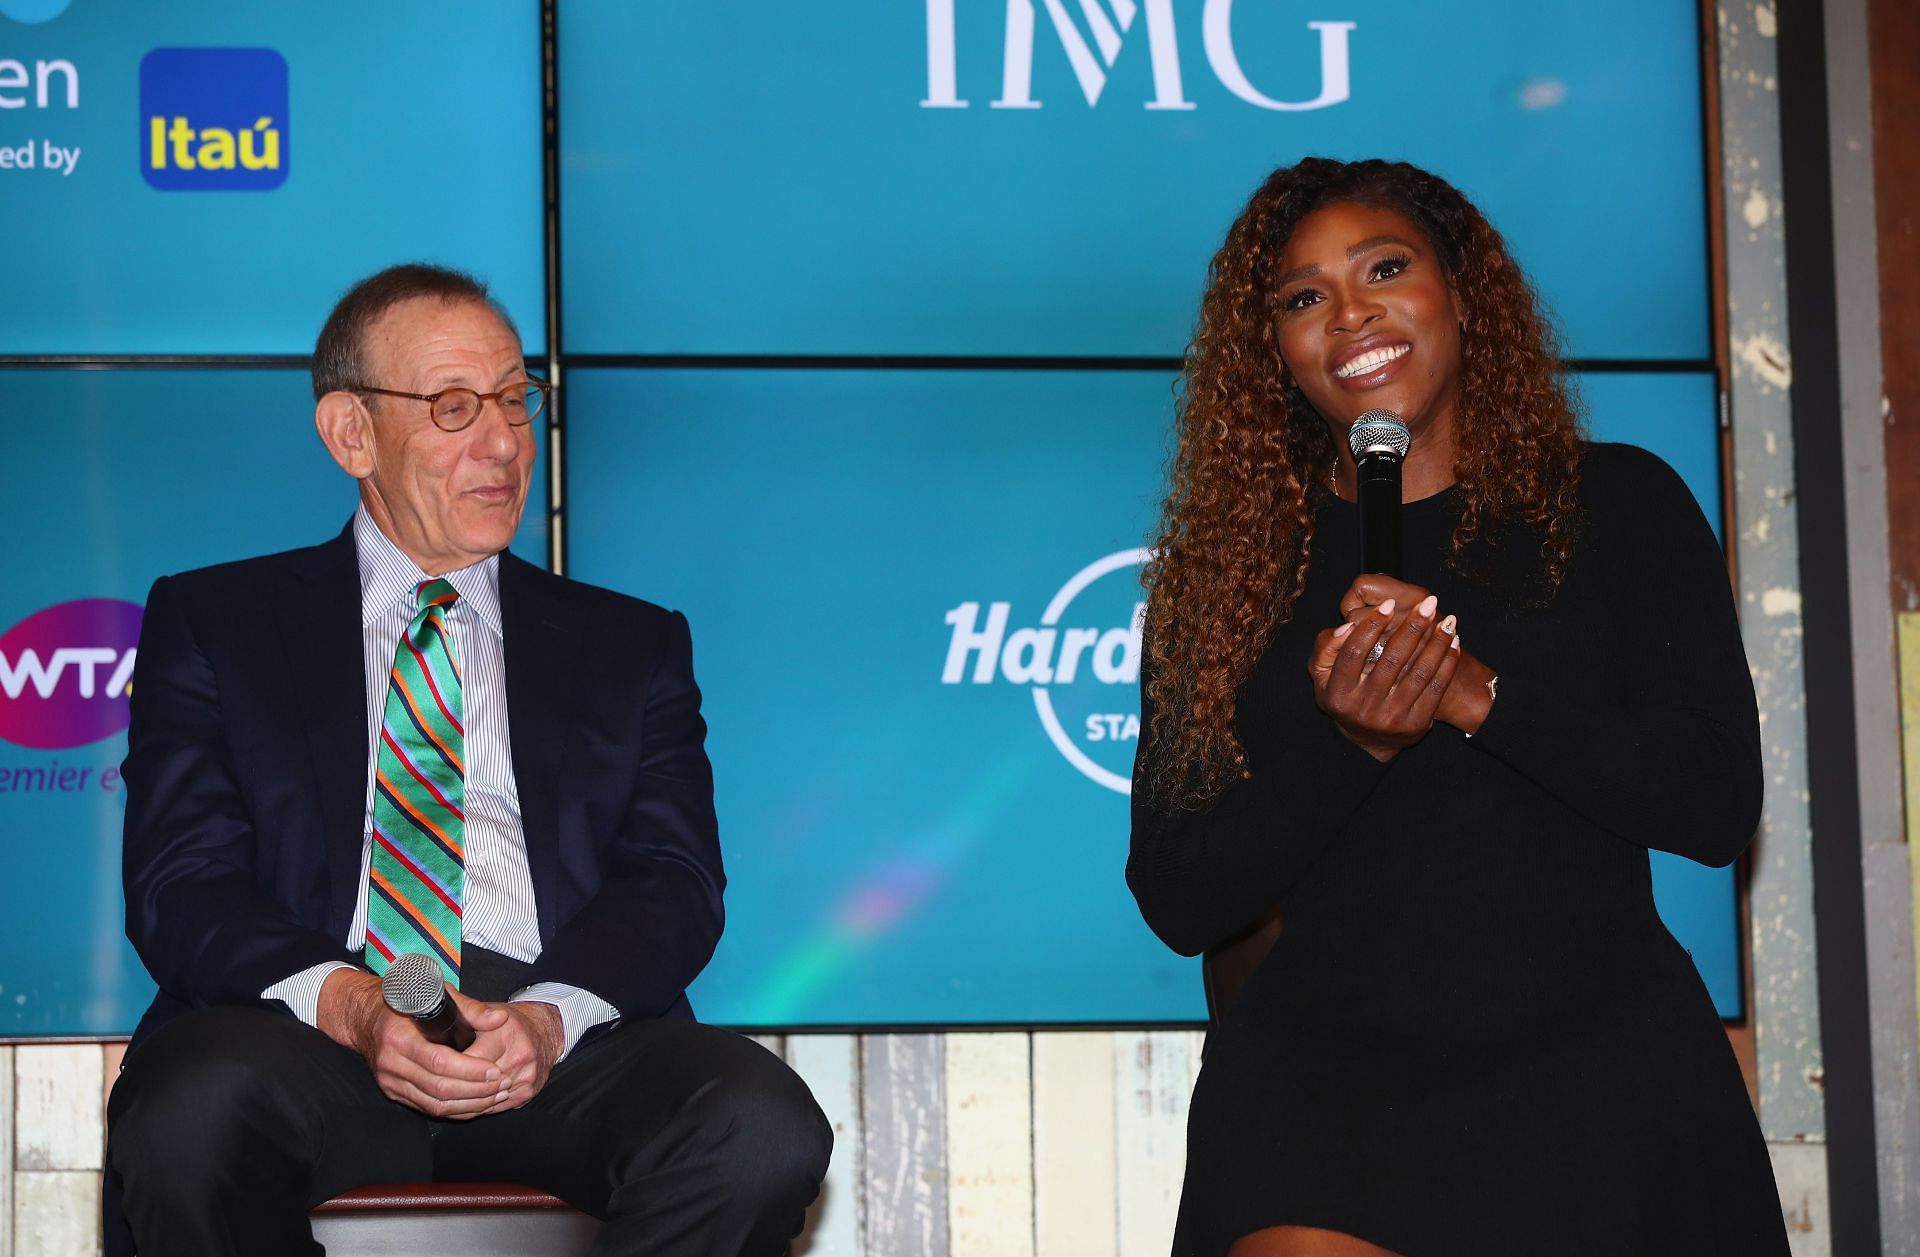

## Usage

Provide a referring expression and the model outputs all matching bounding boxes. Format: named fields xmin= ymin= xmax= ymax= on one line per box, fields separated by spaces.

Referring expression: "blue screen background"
xmin=0 ymin=0 xmax=1736 ymax=1032
xmin=0 ymin=1 xmax=544 ymax=354
xmin=560 ymin=0 xmax=1706 ymax=360
xmin=565 ymin=367 xmax=1739 ymax=1023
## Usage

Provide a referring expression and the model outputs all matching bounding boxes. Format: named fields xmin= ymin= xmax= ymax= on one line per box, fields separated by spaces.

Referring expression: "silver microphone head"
xmin=381 ymin=953 xmax=446 ymax=1017
xmin=1349 ymin=410 xmax=1411 ymax=462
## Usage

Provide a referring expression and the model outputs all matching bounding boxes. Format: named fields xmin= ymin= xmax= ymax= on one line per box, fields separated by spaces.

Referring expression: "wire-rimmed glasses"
xmin=350 ymin=375 xmax=552 ymax=432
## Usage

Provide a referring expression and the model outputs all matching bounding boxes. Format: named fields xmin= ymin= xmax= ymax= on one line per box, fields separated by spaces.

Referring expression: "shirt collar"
xmin=353 ymin=505 xmax=504 ymax=639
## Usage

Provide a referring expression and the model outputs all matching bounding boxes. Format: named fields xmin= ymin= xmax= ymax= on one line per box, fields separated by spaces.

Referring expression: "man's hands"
xmin=316 ymin=968 xmax=563 ymax=1119
xmin=1309 ymin=574 xmax=1496 ymax=761
xmin=467 ymin=997 xmax=563 ymax=1115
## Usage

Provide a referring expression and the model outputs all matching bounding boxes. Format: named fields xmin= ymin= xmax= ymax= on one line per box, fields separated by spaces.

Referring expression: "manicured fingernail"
xmin=1450 ymin=635 xmax=1461 ymax=651
xmin=1376 ymin=598 xmax=1396 ymax=616
xmin=1416 ymin=595 xmax=1437 ymax=618
xmin=1333 ymin=621 xmax=1354 ymax=639
xmin=1439 ymin=614 xmax=1457 ymax=635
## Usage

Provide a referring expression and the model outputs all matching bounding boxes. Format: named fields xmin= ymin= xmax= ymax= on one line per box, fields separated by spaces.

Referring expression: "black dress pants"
xmin=107 ymin=1007 xmax=832 ymax=1257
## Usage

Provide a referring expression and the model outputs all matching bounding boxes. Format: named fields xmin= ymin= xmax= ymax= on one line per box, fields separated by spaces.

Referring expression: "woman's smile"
xmin=1329 ymin=335 xmax=1411 ymax=385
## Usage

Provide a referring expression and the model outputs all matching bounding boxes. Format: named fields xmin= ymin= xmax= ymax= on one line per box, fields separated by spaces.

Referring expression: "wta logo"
xmin=0 ymin=0 xmax=72 ymax=23
xmin=941 ymin=549 xmax=1148 ymax=794
xmin=140 ymin=47 xmax=288 ymax=191
xmin=0 ymin=600 xmax=141 ymax=750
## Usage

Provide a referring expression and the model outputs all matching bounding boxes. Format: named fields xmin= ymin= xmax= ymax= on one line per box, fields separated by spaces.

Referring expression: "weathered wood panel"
xmin=861 ymin=1035 xmax=947 ymax=1257
xmin=1 ymin=1046 xmax=14 ymax=1257
xmin=944 ymin=1033 xmax=1032 ymax=1257
xmin=1114 ymin=1030 xmax=1197 ymax=1257
xmin=1771 ymin=1140 xmax=1833 ymax=1257
xmin=1721 ymin=0 xmax=1827 ymax=1148
xmin=788 ymin=1033 xmax=862 ymax=1257
xmin=14 ymin=1046 xmax=102 ymax=1172
xmin=12 ymin=1170 xmax=99 ymax=1257
xmin=1032 ymin=1032 xmax=1116 ymax=1257
xmin=1899 ymin=611 xmax=1920 ymax=1020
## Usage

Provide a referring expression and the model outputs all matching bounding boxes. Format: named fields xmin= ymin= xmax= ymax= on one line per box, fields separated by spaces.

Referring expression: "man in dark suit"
xmin=107 ymin=264 xmax=830 ymax=1257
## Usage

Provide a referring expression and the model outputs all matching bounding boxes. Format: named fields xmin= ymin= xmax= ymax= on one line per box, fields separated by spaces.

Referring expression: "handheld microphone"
xmin=1348 ymin=410 xmax=1411 ymax=578
xmin=381 ymin=953 xmax=475 ymax=1050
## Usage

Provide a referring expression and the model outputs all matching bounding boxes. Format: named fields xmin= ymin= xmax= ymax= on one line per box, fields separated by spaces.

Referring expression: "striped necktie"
xmin=365 ymin=578 xmax=466 ymax=987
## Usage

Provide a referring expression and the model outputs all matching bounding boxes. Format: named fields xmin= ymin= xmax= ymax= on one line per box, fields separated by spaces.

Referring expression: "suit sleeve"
xmin=1126 ymin=648 xmax=1391 ymax=956
xmin=1462 ymin=448 xmax=1763 ymax=867
xmin=524 ymin=610 xmax=725 ymax=1019
xmin=121 ymin=576 xmax=357 ymax=1008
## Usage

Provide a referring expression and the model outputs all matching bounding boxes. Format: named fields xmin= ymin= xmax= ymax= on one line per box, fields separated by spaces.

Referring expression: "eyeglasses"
xmin=350 ymin=375 xmax=553 ymax=432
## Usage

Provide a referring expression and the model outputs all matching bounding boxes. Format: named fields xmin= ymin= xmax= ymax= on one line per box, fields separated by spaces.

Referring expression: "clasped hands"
xmin=1309 ymin=574 xmax=1495 ymax=762
xmin=316 ymin=968 xmax=564 ymax=1119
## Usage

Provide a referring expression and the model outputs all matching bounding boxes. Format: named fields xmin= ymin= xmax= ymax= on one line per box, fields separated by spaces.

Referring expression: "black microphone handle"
xmin=415 ymin=994 xmax=476 ymax=1051
xmin=1356 ymin=454 xmax=1402 ymax=578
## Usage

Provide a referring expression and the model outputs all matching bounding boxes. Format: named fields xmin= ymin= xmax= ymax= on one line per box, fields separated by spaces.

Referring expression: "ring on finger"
xmin=1366 ymin=640 xmax=1386 ymax=664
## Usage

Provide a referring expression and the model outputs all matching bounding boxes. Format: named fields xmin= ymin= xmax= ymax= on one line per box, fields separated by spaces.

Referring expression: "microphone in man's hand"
xmin=381 ymin=953 xmax=476 ymax=1050
xmin=1349 ymin=410 xmax=1411 ymax=578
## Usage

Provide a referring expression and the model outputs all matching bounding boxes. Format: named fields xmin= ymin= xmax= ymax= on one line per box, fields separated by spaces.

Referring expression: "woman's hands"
xmin=1309 ymin=575 xmax=1497 ymax=761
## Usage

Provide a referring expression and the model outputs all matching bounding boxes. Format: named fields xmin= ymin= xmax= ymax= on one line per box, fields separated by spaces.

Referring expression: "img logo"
xmin=140 ymin=47 xmax=288 ymax=191
xmin=0 ymin=600 xmax=141 ymax=750
xmin=921 ymin=0 xmax=1354 ymax=111
xmin=941 ymin=549 xmax=1149 ymax=794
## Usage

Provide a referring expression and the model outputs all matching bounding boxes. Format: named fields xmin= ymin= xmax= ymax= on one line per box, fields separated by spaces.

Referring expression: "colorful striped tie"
xmin=365 ymin=578 xmax=466 ymax=987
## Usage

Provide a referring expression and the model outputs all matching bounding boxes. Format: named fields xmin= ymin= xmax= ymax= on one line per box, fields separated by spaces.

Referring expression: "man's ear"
xmin=315 ymin=391 xmax=375 ymax=481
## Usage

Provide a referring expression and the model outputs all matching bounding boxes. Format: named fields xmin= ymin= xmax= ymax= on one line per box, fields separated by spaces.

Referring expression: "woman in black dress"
xmin=1127 ymin=158 xmax=1788 ymax=1257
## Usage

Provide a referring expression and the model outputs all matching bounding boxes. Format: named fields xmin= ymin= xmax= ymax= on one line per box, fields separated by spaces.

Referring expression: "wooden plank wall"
xmin=0 ymin=1031 xmax=1204 ymax=1257
xmin=782 ymin=1029 xmax=1206 ymax=1257
xmin=3 ymin=1029 xmax=1832 ymax=1256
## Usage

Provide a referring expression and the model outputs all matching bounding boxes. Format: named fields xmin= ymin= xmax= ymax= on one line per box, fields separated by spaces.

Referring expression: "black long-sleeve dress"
xmin=1128 ymin=443 xmax=1788 ymax=1257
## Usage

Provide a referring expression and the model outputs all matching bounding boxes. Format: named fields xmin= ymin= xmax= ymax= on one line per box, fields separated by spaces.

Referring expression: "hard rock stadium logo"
xmin=939 ymin=548 xmax=1149 ymax=794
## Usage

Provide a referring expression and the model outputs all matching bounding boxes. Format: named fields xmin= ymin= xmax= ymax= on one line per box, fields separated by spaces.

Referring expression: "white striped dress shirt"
xmin=261 ymin=508 xmax=617 ymax=1057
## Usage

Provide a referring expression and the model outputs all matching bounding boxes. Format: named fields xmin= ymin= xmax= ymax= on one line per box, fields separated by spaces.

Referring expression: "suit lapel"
xmin=279 ymin=524 xmax=369 ymax=941
xmin=500 ymin=553 xmax=575 ymax=943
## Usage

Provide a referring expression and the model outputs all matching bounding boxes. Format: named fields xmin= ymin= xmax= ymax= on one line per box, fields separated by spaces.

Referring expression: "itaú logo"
xmin=0 ymin=600 xmax=141 ymax=749
xmin=941 ymin=549 xmax=1148 ymax=794
xmin=139 ymin=47 xmax=289 ymax=191
xmin=920 ymin=0 xmax=1354 ymax=111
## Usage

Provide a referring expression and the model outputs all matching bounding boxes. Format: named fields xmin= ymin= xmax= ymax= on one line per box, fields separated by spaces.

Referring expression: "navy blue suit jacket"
xmin=120 ymin=525 xmax=725 ymax=1050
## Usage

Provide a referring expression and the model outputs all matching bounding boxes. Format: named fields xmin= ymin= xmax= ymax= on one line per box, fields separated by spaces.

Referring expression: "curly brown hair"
xmin=1141 ymin=157 xmax=1584 ymax=807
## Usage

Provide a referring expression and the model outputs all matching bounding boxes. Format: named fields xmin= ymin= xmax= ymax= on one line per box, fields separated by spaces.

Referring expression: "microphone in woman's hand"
xmin=1349 ymin=411 xmax=1410 ymax=578
xmin=381 ymin=953 xmax=476 ymax=1050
